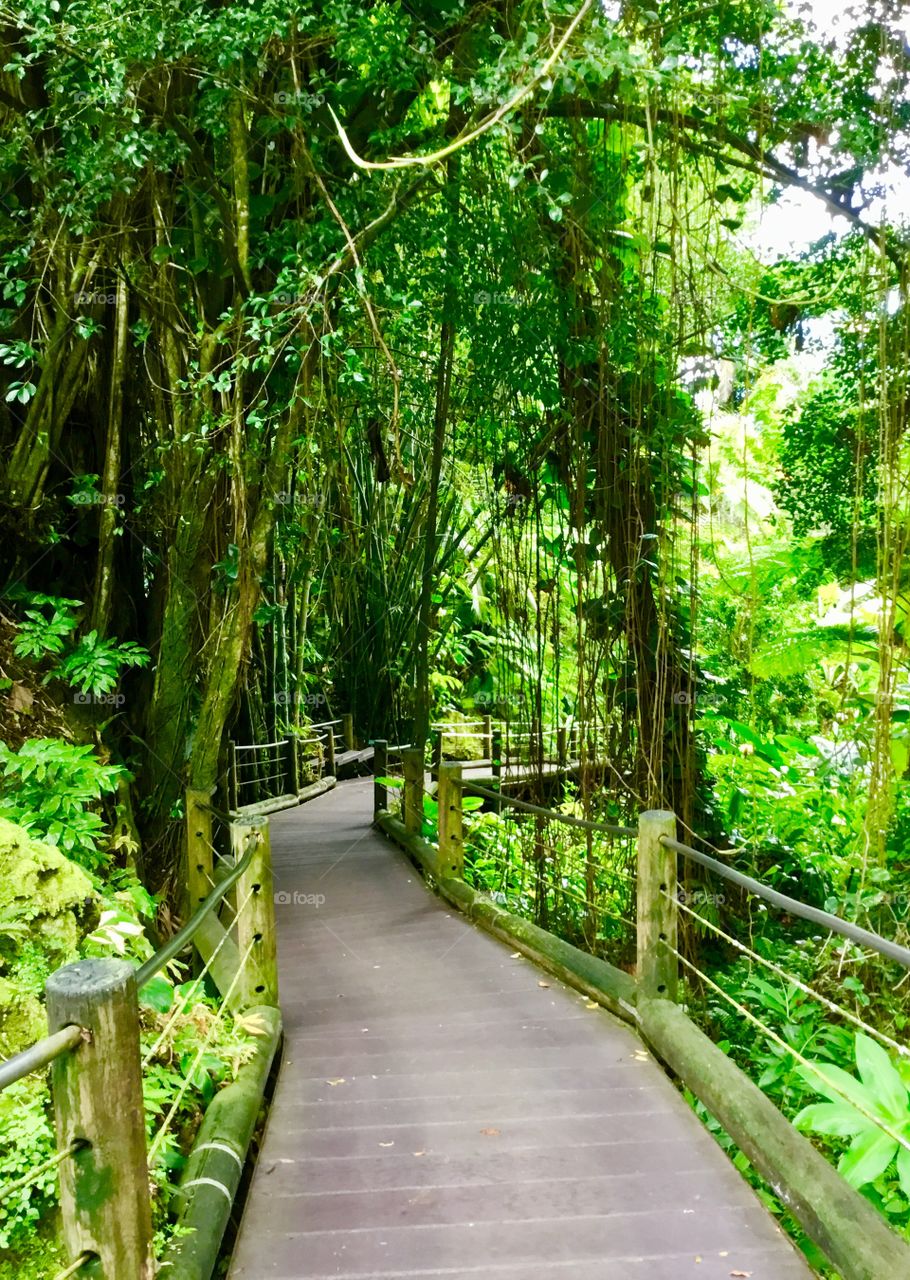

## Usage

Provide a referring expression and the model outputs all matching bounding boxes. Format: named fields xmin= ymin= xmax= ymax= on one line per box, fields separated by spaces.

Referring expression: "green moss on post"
xmin=373 ymin=740 xmax=389 ymax=818
xmin=636 ymin=810 xmax=677 ymax=1000
xmin=234 ymin=820 xmax=279 ymax=1009
xmin=401 ymin=748 xmax=424 ymax=834
xmin=437 ymin=763 xmax=463 ymax=879
xmin=45 ymin=958 xmax=153 ymax=1279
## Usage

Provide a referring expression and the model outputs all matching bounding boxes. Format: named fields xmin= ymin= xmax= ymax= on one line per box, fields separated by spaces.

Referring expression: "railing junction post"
xmin=402 ymin=747 xmax=424 ymax=835
xmin=637 ymin=809 xmax=678 ymax=1000
xmin=45 ymin=959 xmax=154 ymax=1278
xmin=342 ymin=712 xmax=355 ymax=752
xmin=325 ymin=725 xmax=337 ymax=778
xmin=437 ymin=762 xmax=464 ymax=880
xmin=373 ymin=739 xmax=389 ymax=818
xmin=233 ymin=817 xmax=279 ymax=1008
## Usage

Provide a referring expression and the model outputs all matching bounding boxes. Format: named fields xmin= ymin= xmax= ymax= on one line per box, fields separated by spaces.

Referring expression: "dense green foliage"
xmin=2 ymin=0 xmax=910 ymax=1270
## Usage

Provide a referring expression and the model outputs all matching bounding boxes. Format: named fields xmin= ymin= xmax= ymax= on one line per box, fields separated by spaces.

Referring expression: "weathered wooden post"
xmin=185 ymin=789 xmax=214 ymax=916
xmin=284 ymin=734 xmax=300 ymax=795
xmin=556 ymin=725 xmax=568 ymax=770
xmin=325 ymin=725 xmax=337 ymax=777
xmin=637 ymin=810 xmax=678 ymax=1000
xmin=228 ymin=740 xmax=239 ymax=811
xmin=482 ymin=714 xmax=493 ymax=761
xmin=234 ymin=818 xmax=279 ymax=1008
xmin=373 ymin=739 xmax=389 ymax=818
xmin=491 ymin=729 xmax=503 ymax=813
xmin=46 ymin=958 xmax=154 ymax=1278
xmin=342 ymin=712 xmax=355 ymax=752
xmin=437 ymin=763 xmax=464 ymax=880
xmin=531 ymin=716 xmax=541 ymax=764
xmin=402 ymin=747 xmax=424 ymax=834
xmin=431 ymin=729 xmax=442 ymax=773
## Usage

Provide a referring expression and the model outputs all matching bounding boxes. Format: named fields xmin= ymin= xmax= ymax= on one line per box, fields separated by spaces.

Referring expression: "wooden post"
xmin=431 ymin=729 xmax=442 ymax=772
xmin=637 ymin=810 xmax=678 ymax=1000
xmin=556 ymin=726 xmax=567 ymax=770
xmin=234 ymin=818 xmax=279 ymax=1008
xmin=325 ymin=725 xmax=337 ymax=777
xmin=491 ymin=729 xmax=503 ymax=813
xmin=185 ymin=789 xmax=213 ymax=917
xmin=437 ymin=763 xmax=464 ymax=879
xmin=373 ymin=739 xmax=389 ymax=818
xmin=342 ymin=712 xmax=355 ymax=752
xmin=228 ymin=740 xmax=239 ymax=811
xmin=402 ymin=747 xmax=424 ymax=834
xmin=482 ymin=714 xmax=492 ymax=761
xmin=284 ymin=734 xmax=300 ymax=795
xmin=46 ymin=959 xmax=154 ymax=1278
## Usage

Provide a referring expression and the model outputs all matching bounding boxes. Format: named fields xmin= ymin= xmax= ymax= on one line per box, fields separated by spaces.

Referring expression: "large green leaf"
xmin=855 ymin=1032 xmax=910 ymax=1121
xmin=838 ymin=1126 xmax=898 ymax=1189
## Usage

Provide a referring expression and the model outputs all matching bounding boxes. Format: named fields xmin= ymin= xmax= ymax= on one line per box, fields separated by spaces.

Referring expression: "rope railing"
xmin=660 ymin=834 xmax=910 ymax=971
xmin=0 ymin=790 xmax=281 ymax=1278
xmin=228 ymin=714 xmax=354 ymax=808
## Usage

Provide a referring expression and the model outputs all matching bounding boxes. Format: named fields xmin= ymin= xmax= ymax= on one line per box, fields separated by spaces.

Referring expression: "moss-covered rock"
xmin=0 ymin=818 xmax=99 ymax=1056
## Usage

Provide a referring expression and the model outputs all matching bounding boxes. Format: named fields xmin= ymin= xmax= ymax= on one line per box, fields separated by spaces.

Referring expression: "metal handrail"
xmin=0 ymin=1024 xmax=84 ymax=1093
xmin=662 ymin=836 xmax=910 ymax=971
xmin=134 ymin=826 xmax=260 ymax=987
xmin=233 ymin=739 xmax=286 ymax=752
xmin=460 ymin=781 xmax=636 ymax=837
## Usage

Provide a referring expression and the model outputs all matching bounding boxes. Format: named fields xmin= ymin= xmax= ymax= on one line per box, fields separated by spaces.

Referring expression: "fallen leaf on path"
xmin=379 ymin=1141 xmax=394 ymax=1147
xmin=413 ymin=1151 xmax=425 ymax=1156
xmin=326 ymin=1078 xmax=346 ymax=1086
xmin=479 ymin=1128 xmax=500 ymax=1136
xmin=584 ymin=1000 xmax=598 ymax=1009
xmin=510 ymin=952 xmax=521 ymax=958
xmin=730 ymin=1272 xmax=752 ymax=1277
xmin=537 ymin=981 xmax=550 ymax=988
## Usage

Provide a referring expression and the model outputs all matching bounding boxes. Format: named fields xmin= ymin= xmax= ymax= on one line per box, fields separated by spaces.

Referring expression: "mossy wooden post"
xmin=228 ymin=740 xmax=239 ymax=811
xmin=556 ymin=726 xmax=568 ymax=770
xmin=234 ymin=818 xmax=279 ymax=1008
xmin=437 ymin=763 xmax=464 ymax=879
xmin=491 ymin=729 xmax=503 ymax=813
xmin=46 ymin=958 xmax=154 ymax=1279
xmin=373 ymin=739 xmax=389 ymax=818
xmin=185 ymin=788 xmax=213 ymax=917
xmin=325 ymin=725 xmax=337 ymax=777
xmin=342 ymin=712 xmax=355 ymax=751
xmin=482 ymin=714 xmax=493 ymax=761
xmin=402 ymin=747 xmax=424 ymax=834
xmin=284 ymin=734 xmax=300 ymax=795
xmin=637 ymin=810 xmax=678 ymax=1000
xmin=431 ymin=729 xmax=442 ymax=772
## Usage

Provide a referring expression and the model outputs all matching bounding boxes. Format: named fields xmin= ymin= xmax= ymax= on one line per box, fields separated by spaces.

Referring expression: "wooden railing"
xmin=229 ymin=712 xmax=355 ymax=810
xmin=372 ymin=755 xmax=910 ymax=1280
xmin=0 ymin=795 xmax=282 ymax=1279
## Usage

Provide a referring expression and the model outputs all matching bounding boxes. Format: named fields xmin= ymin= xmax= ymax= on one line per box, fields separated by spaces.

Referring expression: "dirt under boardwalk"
xmin=229 ymin=779 xmax=811 ymax=1280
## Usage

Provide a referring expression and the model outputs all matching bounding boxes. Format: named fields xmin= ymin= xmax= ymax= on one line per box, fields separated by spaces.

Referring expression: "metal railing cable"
xmin=662 ymin=938 xmax=910 ymax=1156
xmin=0 ymin=1023 xmax=84 ymax=1093
xmin=134 ymin=828 xmax=260 ymax=988
xmin=53 ymin=1253 xmax=95 ymax=1279
xmin=461 ymin=781 xmax=636 ymax=836
xmin=0 ymin=1139 xmax=84 ymax=1203
xmin=140 ymin=886 xmax=256 ymax=1069
xmin=661 ymin=835 xmax=910 ymax=970
xmin=667 ymin=891 xmax=910 ymax=1060
xmin=146 ymin=936 xmax=258 ymax=1168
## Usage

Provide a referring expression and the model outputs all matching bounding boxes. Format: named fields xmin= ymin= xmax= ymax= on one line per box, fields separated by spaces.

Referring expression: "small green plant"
xmin=12 ymin=604 xmax=79 ymax=659
xmin=0 ymin=739 xmax=124 ymax=870
xmin=795 ymin=1032 xmax=910 ymax=1200
xmin=0 ymin=1081 xmax=56 ymax=1251
xmin=53 ymin=631 xmax=149 ymax=697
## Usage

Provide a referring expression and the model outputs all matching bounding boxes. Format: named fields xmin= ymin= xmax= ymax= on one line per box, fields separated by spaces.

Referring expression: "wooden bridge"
xmin=3 ymin=718 xmax=910 ymax=1280
xmin=228 ymin=779 xmax=809 ymax=1279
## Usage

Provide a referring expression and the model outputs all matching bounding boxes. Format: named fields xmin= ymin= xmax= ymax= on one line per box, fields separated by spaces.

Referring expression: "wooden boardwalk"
xmin=230 ymin=780 xmax=811 ymax=1280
